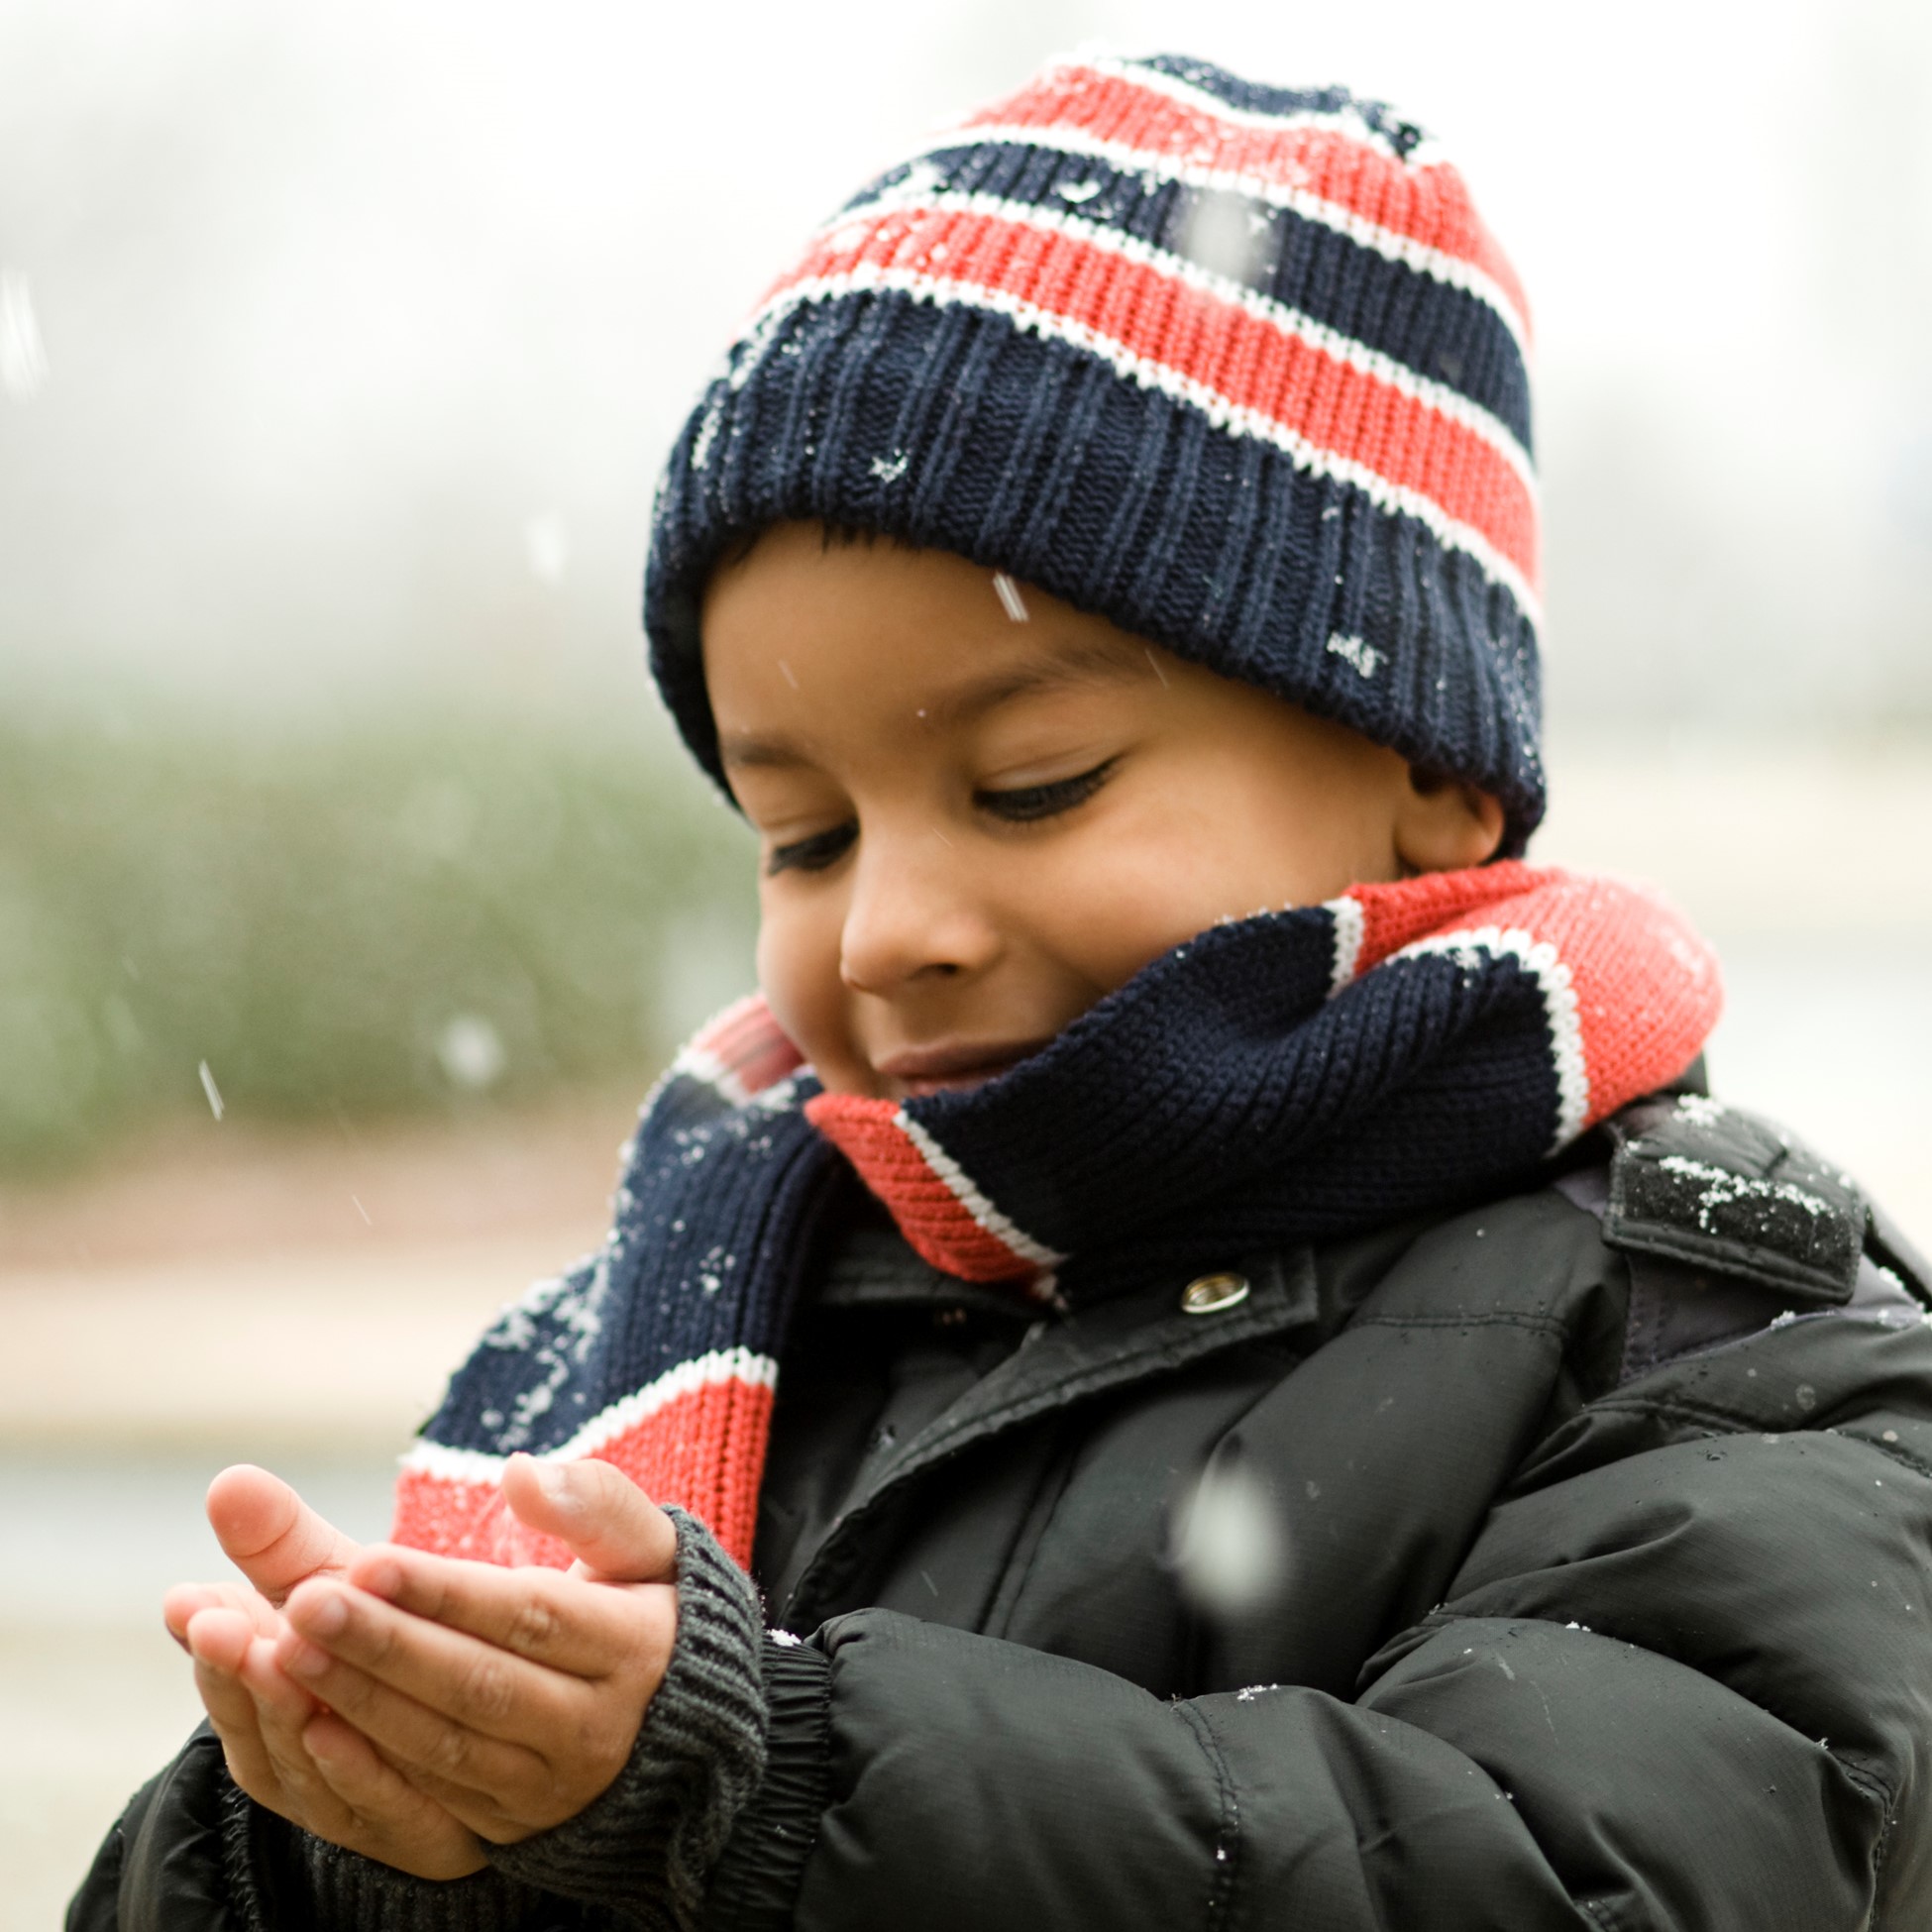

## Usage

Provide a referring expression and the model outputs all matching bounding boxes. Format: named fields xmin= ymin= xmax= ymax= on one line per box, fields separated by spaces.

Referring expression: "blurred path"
xmin=0 ymin=1095 xmax=638 ymax=1450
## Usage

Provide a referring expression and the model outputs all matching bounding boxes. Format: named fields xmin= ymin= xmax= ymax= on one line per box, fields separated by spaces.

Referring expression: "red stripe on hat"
xmin=960 ymin=64 xmax=1531 ymax=343
xmin=390 ymin=1375 xmax=774 ymax=1570
xmin=767 ymin=205 xmax=1537 ymax=590
xmin=805 ymin=1093 xmax=1040 ymax=1282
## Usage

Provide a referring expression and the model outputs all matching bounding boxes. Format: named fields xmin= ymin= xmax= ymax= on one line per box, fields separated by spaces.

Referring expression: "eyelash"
xmin=980 ymin=757 xmax=1118 ymax=823
xmin=764 ymin=759 xmax=1118 ymax=875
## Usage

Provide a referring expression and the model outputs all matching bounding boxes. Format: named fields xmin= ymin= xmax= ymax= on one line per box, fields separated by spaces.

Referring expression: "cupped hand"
xmin=271 ymin=1454 xmax=682 ymax=1846
xmin=174 ymin=1465 xmax=486 ymax=1879
xmin=184 ymin=1603 xmax=488 ymax=1878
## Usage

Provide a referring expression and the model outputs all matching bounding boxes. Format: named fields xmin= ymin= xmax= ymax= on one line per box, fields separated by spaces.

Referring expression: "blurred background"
xmin=3 ymin=0 xmax=1929 ymax=1918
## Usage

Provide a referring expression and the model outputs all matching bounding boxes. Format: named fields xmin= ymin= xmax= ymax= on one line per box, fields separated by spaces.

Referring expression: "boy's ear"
xmin=1393 ymin=767 xmax=1508 ymax=874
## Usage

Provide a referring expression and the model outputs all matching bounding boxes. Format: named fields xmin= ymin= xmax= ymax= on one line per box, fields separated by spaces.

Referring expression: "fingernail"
xmin=300 ymin=1589 xmax=347 ymax=1638
xmin=532 ymin=1460 xmax=583 ymax=1517
xmin=283 ymin=1638 xmax=328 ymax=1679
xmin=359 ymin=1556 xmax=402 ymax=1599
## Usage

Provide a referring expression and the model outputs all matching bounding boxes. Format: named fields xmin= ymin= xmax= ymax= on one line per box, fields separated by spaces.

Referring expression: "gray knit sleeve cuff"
xmin=487 ymin=1507 xmax=770 ymax=1930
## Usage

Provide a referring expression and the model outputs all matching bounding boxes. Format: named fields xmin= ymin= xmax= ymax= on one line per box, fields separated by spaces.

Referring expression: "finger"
xmin=185 ymin=1605 xmax=260 ymax=1676
xmin=235 ymin=1633 xmax=357 ymax=1833
xmin=300 ymin=1712 xmax=506 ymax=1863
xmin=344 ymin=1546 xmax=654 ymax=1676
xmin=187 ymin=1619 xmax=307 ymax=1814
xmin=190 ymin=1632 xmax=271 ymax=1741
xmin=283 ymin=1576 xmax=595 ymax=1745
xmin=500 ymin=1454 xmax=678 ymax=1581
xmin=165 ymin=1580 xmax=281 ymax=1650
xmin=192 ymin=1654 xmax=285 ymax=1802
xmin=206 ymin=1464 xmax=362 ymax=1607
xmin=245 ymin=1637 xmax=489 ymax=1880
xmin=274 ymin=1622 xmax=549 ymax=1804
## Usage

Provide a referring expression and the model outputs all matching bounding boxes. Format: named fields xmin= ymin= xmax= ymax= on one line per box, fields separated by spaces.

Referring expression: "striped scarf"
xmin=393 ymin=863 xmax=1719 ymax=1568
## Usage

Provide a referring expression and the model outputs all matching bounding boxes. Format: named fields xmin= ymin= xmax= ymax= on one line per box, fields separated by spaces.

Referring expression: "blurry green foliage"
xmin=0 ymin=712 xmax=758 ymax=1174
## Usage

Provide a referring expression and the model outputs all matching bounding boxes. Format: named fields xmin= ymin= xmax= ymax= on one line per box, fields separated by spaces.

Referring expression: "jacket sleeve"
xmin=67 ymin=1727 xmax=264 ymax=1932
xmin=64 ymin=1724 xmax=563 ymax=1932
xmin=698 ymin=1306 xmax=1932 ymax=1932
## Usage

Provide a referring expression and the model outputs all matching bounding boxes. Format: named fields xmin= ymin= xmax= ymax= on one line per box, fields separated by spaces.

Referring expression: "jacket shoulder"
xmin=1599 ymin=1093 xmax=1907 ymax=1304
xmin=1548 ymin=1093 xmax=1930 ymax=1392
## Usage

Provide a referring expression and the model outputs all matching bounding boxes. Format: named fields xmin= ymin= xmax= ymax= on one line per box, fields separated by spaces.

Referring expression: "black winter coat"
xmin=74 ymin=1097 xmax=1932 ymax=1930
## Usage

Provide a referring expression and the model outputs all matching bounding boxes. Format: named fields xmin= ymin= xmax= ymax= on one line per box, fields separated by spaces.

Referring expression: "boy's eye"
xmin=977 ymin=757 xmax=1117 ymax=823
xmin=766 ymin=821 xmax=856 ymax=876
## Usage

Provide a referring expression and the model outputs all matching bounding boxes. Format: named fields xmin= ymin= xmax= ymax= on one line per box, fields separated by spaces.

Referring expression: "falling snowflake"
xmin=0 ymin=270 xmax=49 ymax=400
xmin=1171 ymin=1452 xmax=1286 ymax=1616
xmin=438 ymin=1014 xmax=506 ymax=1090
xmin=1174 ymin=190 xmax=1274 ymax=284
xmin=524 ymin=512 xmax=570 ymax=584
xmin=992 ymin=573 xmax=1029 ymax=622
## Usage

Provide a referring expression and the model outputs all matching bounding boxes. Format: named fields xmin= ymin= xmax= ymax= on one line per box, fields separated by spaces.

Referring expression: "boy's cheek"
xmin=756 ymin=907 xmax=863 ymax=1089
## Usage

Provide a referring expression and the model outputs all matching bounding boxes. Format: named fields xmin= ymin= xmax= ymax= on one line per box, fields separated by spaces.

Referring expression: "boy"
xmin=76 ymin=52 xmax=1932 ymax=1931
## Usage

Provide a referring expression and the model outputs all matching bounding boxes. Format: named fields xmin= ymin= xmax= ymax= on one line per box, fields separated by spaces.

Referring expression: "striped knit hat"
xmin=644 ymin=52 xmax=1545 ymax=846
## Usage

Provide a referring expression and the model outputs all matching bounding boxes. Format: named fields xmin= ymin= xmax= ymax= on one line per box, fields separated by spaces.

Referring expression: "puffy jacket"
xmin=73 ymin=1096 xmax=1932 ymax=1929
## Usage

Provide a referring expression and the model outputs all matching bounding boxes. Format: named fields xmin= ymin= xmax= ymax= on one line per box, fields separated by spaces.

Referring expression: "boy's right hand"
xmin=167 ymin=1463 xmax=488 ymax=1880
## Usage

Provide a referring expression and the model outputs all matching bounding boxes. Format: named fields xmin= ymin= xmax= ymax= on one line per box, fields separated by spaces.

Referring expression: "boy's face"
xmin=702 ymin=522 xmax=1503 ymax=1101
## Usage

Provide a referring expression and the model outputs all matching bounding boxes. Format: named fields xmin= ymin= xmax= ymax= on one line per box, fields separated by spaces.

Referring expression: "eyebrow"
xmin=718 ymin=633 xmax=1149 ymax=772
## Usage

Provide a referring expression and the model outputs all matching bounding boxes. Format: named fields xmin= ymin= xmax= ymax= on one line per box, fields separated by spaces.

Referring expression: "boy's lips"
xmin=871 ymin=1038 xmax=1051 ymax=1099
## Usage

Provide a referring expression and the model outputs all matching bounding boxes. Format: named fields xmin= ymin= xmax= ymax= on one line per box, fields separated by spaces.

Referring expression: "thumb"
xmin=500 ymin=1454 xmax=679 ymax=1582
xmin=205 ymin=1463 xmax=363 ymax=1608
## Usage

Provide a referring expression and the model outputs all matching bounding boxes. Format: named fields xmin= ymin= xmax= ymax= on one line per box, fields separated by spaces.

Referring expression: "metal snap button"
xmin=1181 ymin=1271 xmax=1250 ymax=1315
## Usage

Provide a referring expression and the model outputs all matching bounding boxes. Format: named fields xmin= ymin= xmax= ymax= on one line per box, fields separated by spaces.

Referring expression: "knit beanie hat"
xmin=644 ymin=52 xmax=1544 ymax=848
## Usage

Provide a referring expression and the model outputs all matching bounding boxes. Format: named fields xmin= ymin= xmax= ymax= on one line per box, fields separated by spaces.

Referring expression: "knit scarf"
xmin=393 ymin=863 xmax=1720 ymax=1568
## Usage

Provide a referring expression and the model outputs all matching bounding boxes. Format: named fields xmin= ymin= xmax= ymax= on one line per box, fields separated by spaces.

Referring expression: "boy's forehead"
xmin=703 ymin=530 xmax=1158 ymax=753
xmin=711 ymin=623 xmax=1151 ymax=771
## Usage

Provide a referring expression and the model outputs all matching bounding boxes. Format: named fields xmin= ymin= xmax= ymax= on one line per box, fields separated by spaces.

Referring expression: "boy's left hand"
xmin=272 ymin=1455 xmax=683 ymax=1846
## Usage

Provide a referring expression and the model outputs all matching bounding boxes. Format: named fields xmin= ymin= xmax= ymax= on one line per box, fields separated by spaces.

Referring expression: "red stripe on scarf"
xmin=390 ymin=1373 xmax=775 ymax=1570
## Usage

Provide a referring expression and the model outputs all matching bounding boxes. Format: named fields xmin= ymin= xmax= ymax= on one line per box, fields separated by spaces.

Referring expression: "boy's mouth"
xmin=872 ymin=1038 xmax=1051 ymax=1100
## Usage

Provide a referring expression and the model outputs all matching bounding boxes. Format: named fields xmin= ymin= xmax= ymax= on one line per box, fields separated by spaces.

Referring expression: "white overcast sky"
xmin=2 ymin=0 xmax=1929 ymax=729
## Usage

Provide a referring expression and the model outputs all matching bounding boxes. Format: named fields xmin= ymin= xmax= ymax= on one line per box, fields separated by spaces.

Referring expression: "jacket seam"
xmin=1836 ymin=1431 xmax=1932 ymax=1484
xmin=1346 ymin=1311 xmax=1569 ymax=1339
xmin=1588 ymin=1388 xmax=1811 ymax=1440
xmin=1173 ymin=1702 xmax=1240 ymax=1932
xmin=1596 ymin=1391 xmax=1932 ymax=1486
xmin=869 ymin=1317 xmax=1295 ymax=1484
xmin=1834 ymin=1759 xmax=1896 ymax=1932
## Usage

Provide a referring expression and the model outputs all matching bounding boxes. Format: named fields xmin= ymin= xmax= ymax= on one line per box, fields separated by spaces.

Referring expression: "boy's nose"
xmin=837 ymin=829 xmax=1001 ymax=994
